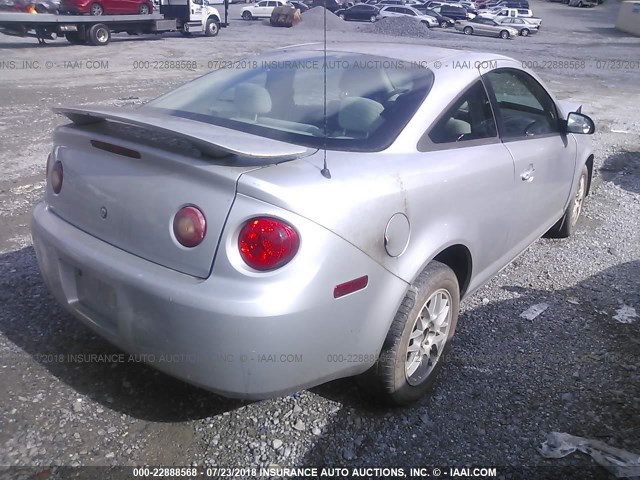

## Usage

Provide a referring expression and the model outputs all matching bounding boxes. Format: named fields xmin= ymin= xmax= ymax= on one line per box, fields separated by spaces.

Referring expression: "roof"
xmin=276 ymin=41 xmax=513 ymax=67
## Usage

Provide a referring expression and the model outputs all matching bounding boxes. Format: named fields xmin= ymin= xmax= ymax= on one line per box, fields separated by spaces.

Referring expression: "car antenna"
xmin=320 ymin=4 xmax=332 ymax=179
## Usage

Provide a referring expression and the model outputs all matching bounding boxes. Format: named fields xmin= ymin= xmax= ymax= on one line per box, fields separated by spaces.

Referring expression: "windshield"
xmin=145 ymin=51 xmax=434 ymax=152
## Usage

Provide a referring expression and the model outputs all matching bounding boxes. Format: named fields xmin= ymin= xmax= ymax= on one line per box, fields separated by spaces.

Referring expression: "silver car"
xmin=456 ymin=16 xmax=519 ymax=38
xmin=496 ymin=16 xmax=539 ymax=36
xmin=378 ymin=5 xmax=438 ymax=27
xmin=32 ymin=43 xmax=595 ymax=405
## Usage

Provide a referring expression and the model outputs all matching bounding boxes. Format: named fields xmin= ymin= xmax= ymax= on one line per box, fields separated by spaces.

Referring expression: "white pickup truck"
xmin=479 ymin=7 xmax=541 ymax=27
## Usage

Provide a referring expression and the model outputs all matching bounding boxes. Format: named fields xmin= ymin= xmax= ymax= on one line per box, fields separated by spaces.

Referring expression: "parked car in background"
xmin=289 ymin=0 xmax=308 ymax=10
xmin=479 ymin=6 xmax=533 ymax=17
xmin=455 ymin=15 xmax=519 ymax=37
xmin=431 ymin=4 xmax=471 ymax=19
xmin=568 ymin=0 xmax=596 ymax=6
xmin=335 ymin=3 xmax=380 ymax=20
xmin=379 ymin=5 xmax=438 ymax=26
xmin=310 ymin=0 xmax=340 ymax=10
xmin=59 ymin=0 xmax=152 ymax=14
xmin=496 ymin=16 xmax=538 ymax=35
xmin=419 ymin=6 xmax=455 ymax=26
xmin=33 ymin=44 xmax=595 ymax=405
xmin=241 ymin=0 xmax=287 ymax=19
xmin=0 ymin=0 xmax=58 ymax=12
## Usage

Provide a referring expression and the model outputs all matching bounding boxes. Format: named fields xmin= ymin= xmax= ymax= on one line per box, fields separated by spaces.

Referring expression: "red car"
xmin=59 ymin=0 xmax=153 ymax=15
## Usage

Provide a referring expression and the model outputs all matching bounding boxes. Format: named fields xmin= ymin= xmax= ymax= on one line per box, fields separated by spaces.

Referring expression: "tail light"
xmin=238 ymin=217 xmax=300 ymax=271
xmin=173 ymin=206 xmax=206 ymax=248
xmin=51 ymin=160 xmax=63 ymax=194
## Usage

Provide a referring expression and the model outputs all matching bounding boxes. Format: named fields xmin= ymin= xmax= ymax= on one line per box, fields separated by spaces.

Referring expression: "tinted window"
xmin=486 ymin=69 xmax=560 ymax=139
xmin=146 ymin=52 xmax=434 ymax=152
xmin=429 ymin=81 xmax=497 ymax=144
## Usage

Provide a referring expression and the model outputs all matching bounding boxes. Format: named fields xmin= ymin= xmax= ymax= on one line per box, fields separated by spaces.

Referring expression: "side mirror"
xmin=565 ymin=112 xmax=595 ymax=135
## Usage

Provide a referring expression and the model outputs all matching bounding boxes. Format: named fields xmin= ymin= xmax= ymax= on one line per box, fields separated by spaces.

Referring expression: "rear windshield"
xmin=144 ymin=51 xmax=434 ymax=152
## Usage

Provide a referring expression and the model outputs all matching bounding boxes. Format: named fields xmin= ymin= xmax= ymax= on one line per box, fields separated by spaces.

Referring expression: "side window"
xmin=428 ymin=81 xmax=497 ymax=145
xmin=485 ymin=69 xmax=560 ymax=139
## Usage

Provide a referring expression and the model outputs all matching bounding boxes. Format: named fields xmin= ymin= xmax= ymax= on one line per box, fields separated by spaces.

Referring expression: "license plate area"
xmin=74 ymin=268 xmax=118 ymax=330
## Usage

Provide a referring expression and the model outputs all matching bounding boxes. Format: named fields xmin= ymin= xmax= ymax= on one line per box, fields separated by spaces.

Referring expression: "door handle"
xmin=521 ymin=165 xmax=535 ymax=182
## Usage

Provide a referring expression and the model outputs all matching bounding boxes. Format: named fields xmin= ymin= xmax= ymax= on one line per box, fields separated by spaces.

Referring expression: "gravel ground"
xmin=0 ymin=0 xmax=639 ymax=477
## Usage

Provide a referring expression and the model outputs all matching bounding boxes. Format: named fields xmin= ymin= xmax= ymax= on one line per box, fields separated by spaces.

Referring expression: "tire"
xmin=87 ymin=23 xmax=110 ymax=45
xmin=521 ymin=28 xmax=529 ymax=36
xmin=500 ymin=29 xmax=509 ymax=39
xmin=64 ymin=31 xmax=84 ymax=44
xmin=440 ymin=20 xmax=448 ymax=28
xmin=369 ymin=14 xmax=376 ymax=22
xmin=204 ymin=17 xmax=219 ymax=36
xmin=357 ymin=261 xmax=460 ymax=405
xmin=463 ymin=26 xmax=473 ymax=34
xmin=339 ymin=13 xmax=345 ymax=19
xmin=89 ymin=2 xmax=102 ymax=15
xmin=546 ymin=165 xmax=589 ymax=238
xmin=578 ymin=1 xmax=583 ymax=5
xmin=242 ymin=10 xmax=252 ymax=19
xmin=139 ymin=3 xmax=149 ymax=13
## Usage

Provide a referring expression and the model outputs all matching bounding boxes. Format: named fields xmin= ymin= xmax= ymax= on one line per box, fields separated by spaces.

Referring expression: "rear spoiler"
xmin=53 ymin=106 xmax=316 ymax=160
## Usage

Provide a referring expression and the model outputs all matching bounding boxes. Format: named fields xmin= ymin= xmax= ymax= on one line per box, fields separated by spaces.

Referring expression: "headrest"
xmin=338 ymin=97 xmax=384 ymax=133
xmin=234 ymin=83 xmax=272 ymax=115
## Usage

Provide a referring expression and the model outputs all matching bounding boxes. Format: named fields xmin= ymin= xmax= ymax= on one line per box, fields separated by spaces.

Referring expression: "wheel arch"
xmin=432 ymin=244 xmax=473 ymax=298
xmin=207 ymin=13 xmax=220 ymax=22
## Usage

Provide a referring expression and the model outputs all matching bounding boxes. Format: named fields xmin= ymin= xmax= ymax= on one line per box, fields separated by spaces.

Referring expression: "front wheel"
xmin=339 ymin=13 xmax=345 ymax=19
xmin=546 ymin=165 xmax=588 ymax=238
xmin=500 ymin=29 xmax=510 ymax=39
xmin=463 ymin=26 xmax=473 ymax=34
xmin=242 ymin=10 xmax=252 ymax=19
xmin=357 ymin=261 xmax=460 ymax=405
xmin=89 ymin=2 xmax=103 ymax=15
xmin=139 ymin=3 xmax=150 ymax=13
xmin=204 ymin=17 xmax=219 ymax=36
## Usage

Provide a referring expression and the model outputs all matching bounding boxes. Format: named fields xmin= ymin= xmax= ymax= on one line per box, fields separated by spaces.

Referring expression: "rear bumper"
xmin=32 ymin=201 xmax=408 ymax=399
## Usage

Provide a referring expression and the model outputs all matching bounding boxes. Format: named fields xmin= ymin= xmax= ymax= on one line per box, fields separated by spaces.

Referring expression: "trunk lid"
xmin=47 ymin=106 xmax=315 ymax=278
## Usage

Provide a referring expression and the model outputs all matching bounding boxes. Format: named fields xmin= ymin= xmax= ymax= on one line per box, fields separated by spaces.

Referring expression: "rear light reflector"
xmin=334 ymin=275 xmax=369 ymax=299
xmin=51 ymin=160 xmax=63 ymax=194
xmin=173 ymin=206 xmax=206 ymax=248
xmin=239 ymin=217 xmax=300 ymax=271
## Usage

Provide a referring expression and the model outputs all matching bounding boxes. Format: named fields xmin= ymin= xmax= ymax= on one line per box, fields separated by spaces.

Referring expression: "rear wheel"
xmin=500 ymin=29 xmax=509 ymax=39
xmin=463 ymin=26 xmax=473 ymax=34
xmin=64 ymin=31 xmax=84 ymax=43
xmin=369 ymin=14 xmax=376 ymax=22
xmin=139 ymin=3 xmax=149 ymax=13
xmin=521 ymin=28 xmax=529 ymax=36
xmin=357 ymin=261 xmax=460 ymax=405
xmin=89 ymin=2 xmax=102 ymax=15
xmin=546 ymin=165 xmax=588 ymax=238
xmin=204 ymin=17 xmax=219 ymax=36
xmin=242 ymin=10 xmax=252 ymax=19
xmin=87 ymin=23 xmax=110 ymax=45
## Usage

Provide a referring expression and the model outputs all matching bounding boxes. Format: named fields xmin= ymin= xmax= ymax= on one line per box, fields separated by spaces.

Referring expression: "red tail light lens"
xmin=239 ymin=217 xmax=300 ymax=271
xmin=51 ymin=161 xmax=63 ymax=194
xmin=173 ymin=206 xmax=206 ymax=248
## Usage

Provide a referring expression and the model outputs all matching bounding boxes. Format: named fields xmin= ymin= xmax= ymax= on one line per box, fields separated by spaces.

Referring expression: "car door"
xmin=411 ymin=80 xmax=518 ymax=291
xmin=253 ymin=0 xmax=267 ymax=15
xmin=482 ymin=64 xmax=577 ymax=254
